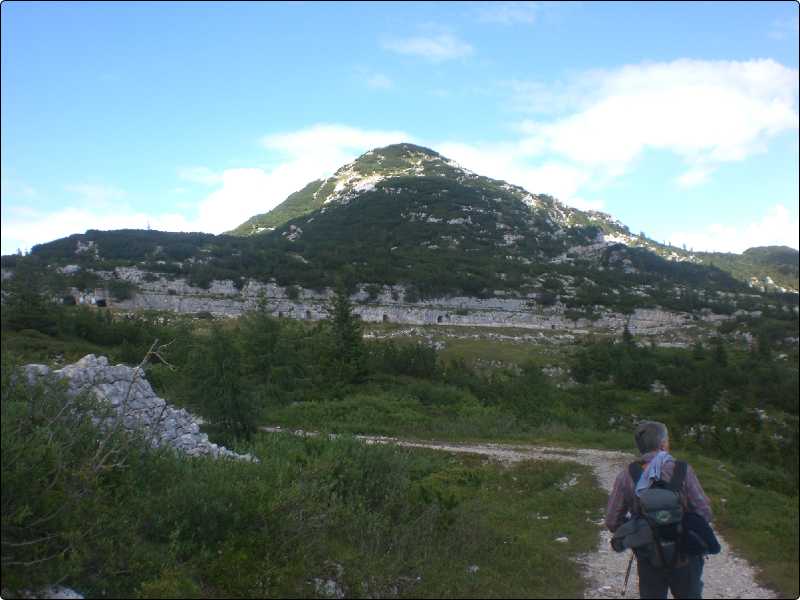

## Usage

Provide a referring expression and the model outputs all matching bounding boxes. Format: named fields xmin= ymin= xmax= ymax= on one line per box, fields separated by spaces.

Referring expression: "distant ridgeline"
xmin=2 ymin=144 xmax=798 ymax=322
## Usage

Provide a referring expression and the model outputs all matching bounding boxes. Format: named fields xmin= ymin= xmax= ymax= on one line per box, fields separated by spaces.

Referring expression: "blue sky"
xmin=2 ymin=0 xmax=798 ymax=255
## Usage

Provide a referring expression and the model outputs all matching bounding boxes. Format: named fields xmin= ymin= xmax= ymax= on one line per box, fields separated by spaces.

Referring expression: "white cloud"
xmin=1 ymin=205 xmax=194 ymax=255
xmin=2 ymin=182 xmax=135 ymax=253
xmin=517 ymin=59 xmax=799 ymax=184
xmin=438 ymin=59 xmax=799 ymax=241
xmin=3 ymin=93 xmax=795 ymax=256
xmin=262 ymin=123 xmax=409 ymax=158
xmin=382 ymin=33 xmax=473 ymax=62
xmin=366 ymin=73 xmax=394 ymax=90
xmin=185 ymin=124 xmax=411 ymax=233
xmin=475 ymin=1 xmax=539 ymax=25
xmin=436 ymin=141 xmax=601 ymax=210
xmin=64 ymin=183 xmax=126 ymax=207
xmin=177 ymin=166 xmax=224 ymax=186
xmin=564 ymin=196 xmax=606 ymax=212
xmin=669 ymin=204 xmax=800 ymax=253
xmin=191 ymin=167 xmax=280 ymax=233
xmin=1 ymin=124 xmax=414 ymax=254
xmin=676 ymin=167 xmax=713 ymax=188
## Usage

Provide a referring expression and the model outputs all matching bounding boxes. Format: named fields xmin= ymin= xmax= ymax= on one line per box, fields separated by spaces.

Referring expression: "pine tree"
xmin=327 ymin=283 xmax=365 ymax=384
xmin=1 ymin=257 xmax=57 ymax=334
xmin=185 ymin=325 xmax=258 ymax=441
xmin=711 ymin=337 xmax=728 ymax=368
xmin=239 ymin=297 xmax=281 ymax=382
xmin=622 ymin=323 xmax=634 ymax=347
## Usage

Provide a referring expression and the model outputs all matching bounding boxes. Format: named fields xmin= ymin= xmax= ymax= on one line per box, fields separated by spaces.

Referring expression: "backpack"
xmin=610 ymin=460 xmax=688 ymax=569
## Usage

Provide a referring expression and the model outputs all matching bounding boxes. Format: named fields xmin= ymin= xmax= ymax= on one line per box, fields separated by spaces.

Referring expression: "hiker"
xmin=606 ymin=421 xmax=714 ymax=599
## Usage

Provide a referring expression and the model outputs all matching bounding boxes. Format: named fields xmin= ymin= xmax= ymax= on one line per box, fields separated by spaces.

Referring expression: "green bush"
xmin=138 ymin=567 xmax=203 ymax=599
xmin=366 ymin=340 xmax=438 ymax=379
xmin=1 ymin=350 xmax=146 ymax=592
xmin=108 ymin=278 xmax=137 ymax=301
xmin=735 ymin=463 xmax=795 ymax=496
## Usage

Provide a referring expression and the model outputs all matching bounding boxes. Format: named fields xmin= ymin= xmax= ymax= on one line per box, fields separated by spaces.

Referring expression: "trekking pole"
xmin=621 ymin=551 xmax=634 ymax=598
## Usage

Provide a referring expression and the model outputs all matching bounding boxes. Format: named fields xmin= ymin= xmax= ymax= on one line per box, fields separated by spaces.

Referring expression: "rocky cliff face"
xmin=105 ymin=267 xmax=732 ymax=339
xmin=22 ymin=354 xmax=255 ymax=462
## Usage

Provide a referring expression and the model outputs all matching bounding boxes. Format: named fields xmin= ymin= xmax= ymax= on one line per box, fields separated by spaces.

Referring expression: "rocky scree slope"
xmin=22 ymin=354 xmax=255 ymax=461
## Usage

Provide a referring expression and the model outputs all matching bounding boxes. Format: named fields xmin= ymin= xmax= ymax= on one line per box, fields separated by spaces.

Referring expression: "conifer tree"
xmin=711 ymin=337 xmax=728 ymax=368
xmin=622 ymin=323 xmax=634 ymax=347
xmin=327 ymin=283 xmax=365 ymax=384
xmin=1 ymin=257 xmax=57 ymax=334
xmin=185 ymin=324 xmax=258 ymax=441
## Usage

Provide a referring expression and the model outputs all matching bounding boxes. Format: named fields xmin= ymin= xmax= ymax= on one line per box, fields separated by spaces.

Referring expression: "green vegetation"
xmin=569 ymin=337 xmax=799 ymax=487
xmin=2 ymin=230 xmax=798 ymax=597
xmin=697 ymin=246 xmax=799 ymax=292
xmin=226 ymin=144 xmax=464 ymax=236
xmin=688 ymin=452 xmax=799 ymax=597
xmin=9 ymin=141 xmax=796 ymax=313
xmin=327 ymin=284 xmax=367 ymax=386
xmin=228 ymin=178 xmax=332 ymax=236
xmin=107 ymin=278 xmax=137 ymax=301
xmin=2 ymin=355 xmax=604 ymax=598
xmin=181 ymin=323 xmax=260 ymax=442
xmin=1 ymin=257 xmax=59 ymax=335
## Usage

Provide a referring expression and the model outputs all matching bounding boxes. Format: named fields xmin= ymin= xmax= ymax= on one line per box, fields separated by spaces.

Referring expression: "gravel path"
xmin=264 ymin=428 xmax=778 ymax=599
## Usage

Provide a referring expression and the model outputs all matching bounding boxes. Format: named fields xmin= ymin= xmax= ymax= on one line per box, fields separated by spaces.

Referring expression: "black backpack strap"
xmin=668 ymin=461 xmax=688 ymax=493
xmin=628 ymin=462 xmax=645 ymax=516
xmin=629 ymin=461 xmax=644 ymax=483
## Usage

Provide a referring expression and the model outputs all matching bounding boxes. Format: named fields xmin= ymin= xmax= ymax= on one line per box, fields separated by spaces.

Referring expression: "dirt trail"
xmin=263 ymin=428 xmax=778 ymax=599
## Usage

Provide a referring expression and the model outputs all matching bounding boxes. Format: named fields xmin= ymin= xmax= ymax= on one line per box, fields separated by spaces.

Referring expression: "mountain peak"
xmin=228 ymin=143 xmax=468 ymax=236
xmin=367 ymin=143 xmax=442 ymax=159
xmin=338 ymin=142 xmax=458 ymax=179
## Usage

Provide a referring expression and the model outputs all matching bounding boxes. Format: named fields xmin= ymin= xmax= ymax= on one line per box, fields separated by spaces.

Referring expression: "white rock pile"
xmin=22 ymin=354 xmax=256 ymax=462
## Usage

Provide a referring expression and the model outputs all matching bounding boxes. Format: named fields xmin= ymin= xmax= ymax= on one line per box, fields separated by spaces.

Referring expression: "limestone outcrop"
xmin=106 ymin=268 xmax=726 ymax=336
xmin=22 ymin=355 xmax=255 ymax=462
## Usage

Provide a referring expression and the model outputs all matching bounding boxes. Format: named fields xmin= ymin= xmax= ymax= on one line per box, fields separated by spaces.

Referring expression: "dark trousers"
xmin=637 ymin=554 xmax=705 ymax=599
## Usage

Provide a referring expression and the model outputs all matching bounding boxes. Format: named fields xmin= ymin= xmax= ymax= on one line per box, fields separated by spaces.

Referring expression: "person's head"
xmin=634 ymin=421 xmax=670 ymax=455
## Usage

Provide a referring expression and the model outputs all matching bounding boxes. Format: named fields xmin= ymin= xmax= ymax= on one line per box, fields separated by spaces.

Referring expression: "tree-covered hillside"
xmin=3 ymin=144 xmax=797 ymax=313
xmin=696 ymin=246 xmax=799 ymax=292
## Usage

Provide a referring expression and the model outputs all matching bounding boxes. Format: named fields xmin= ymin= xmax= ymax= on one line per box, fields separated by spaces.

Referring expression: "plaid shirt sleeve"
xmin=684 ymin=464 xmax=713 ymax=523
xmin=605 ymin=470 xmax=633 ymax=532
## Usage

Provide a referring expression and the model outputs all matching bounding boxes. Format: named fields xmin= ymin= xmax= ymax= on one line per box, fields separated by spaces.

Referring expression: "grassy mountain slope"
xmin=228 ymin=178 xmax=332 ymax=236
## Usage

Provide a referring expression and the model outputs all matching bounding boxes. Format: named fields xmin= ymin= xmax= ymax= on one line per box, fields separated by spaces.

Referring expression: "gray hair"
xmin=634 ymin=421 xmax=669 ymax=454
